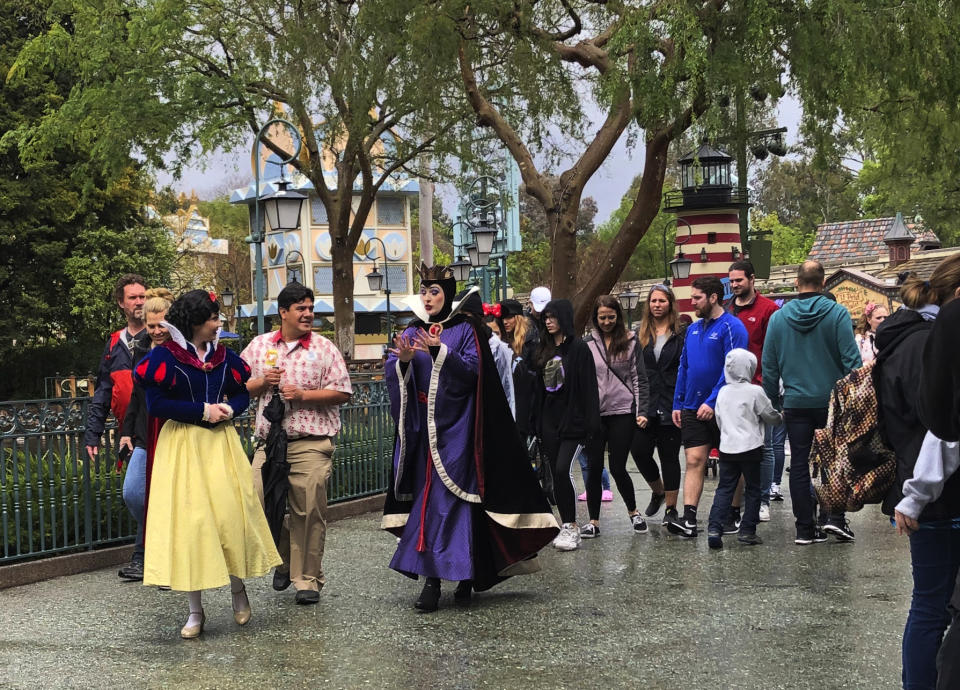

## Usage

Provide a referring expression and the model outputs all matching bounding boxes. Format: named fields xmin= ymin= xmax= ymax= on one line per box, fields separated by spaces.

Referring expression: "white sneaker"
xmin=553 ymin=524 xmax=582 ymax=551
xmin=758 ymin=504 xmax=771 ymax=522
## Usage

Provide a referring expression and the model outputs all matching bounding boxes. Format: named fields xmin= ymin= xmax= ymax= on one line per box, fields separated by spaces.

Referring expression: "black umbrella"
xmin=260 ymin=392 xmax=289 ymax=546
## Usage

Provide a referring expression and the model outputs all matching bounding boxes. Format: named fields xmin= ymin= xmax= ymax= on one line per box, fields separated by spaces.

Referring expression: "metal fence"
xmin=0 ymin=377 xmax=392 ymax=566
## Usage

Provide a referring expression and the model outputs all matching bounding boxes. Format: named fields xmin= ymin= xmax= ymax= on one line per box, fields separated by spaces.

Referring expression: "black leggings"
xmin=585 ymin=414 xmax=638 ymax=520
xmin=540 ymin=434 xmax=581 ymax=525
xmin=631 ymin=417 xmax=682 ymax=493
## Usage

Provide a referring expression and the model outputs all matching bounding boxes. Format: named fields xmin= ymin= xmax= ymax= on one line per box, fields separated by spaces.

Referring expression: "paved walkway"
xmin=1 ymin=470 xmax=911 ymax=689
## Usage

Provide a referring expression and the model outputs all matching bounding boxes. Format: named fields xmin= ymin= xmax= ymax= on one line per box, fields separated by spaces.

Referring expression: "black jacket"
xmin=638 ymin=327 xmax=685 ymax=421
xmin=875 ymin=308 xmax=943 ymax=516
xmin=512 ymin=317 xmax=541 ymax=436
xmin=919 ymin=299 xmax=960 ymax=442
xmin=534 ymin=299 xmax=601 ymax=440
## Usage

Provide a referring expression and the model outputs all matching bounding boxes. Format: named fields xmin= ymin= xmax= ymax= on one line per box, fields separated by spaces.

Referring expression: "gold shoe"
xmin=232 ymin=586 xmax=251 ymax=626
xmin=180 ymin=610 xmax=205 ymax=639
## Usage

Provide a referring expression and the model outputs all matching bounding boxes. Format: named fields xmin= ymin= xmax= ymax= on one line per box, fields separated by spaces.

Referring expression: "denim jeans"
xmin=771 ymin=423 xmax=787 ymax=485
xmin=576 ymin=444 xmax=609 ymax=491
xmin=903 ymin=528 xmax=960 ymax=690
xmin=122 ymin=446 xmax=147 ymax=557
xmin=707 ymin=448 xmax=763 ymax=535
xmin=783 ymin=407 xmax=829 ymax=531
xmin=760 ymin=425 xmax=776 ymax=505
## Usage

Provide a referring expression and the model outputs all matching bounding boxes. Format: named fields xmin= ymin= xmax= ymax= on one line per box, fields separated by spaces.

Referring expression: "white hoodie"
xmin=715 ymin=348 xmax=783 ymax=454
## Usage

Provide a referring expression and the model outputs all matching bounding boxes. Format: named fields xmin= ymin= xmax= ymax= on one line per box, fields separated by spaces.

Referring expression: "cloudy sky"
xmin=162 ymin=96 xmax=803 ymax=228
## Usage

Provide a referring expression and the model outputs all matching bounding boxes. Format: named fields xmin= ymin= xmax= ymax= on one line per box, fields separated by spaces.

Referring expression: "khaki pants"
xmin=252 ymin=436 xmax=335 ymax=592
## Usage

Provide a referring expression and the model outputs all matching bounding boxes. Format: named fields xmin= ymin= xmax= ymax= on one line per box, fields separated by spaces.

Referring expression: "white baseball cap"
xmin=530 ymin=286 xmax=552 ymax=313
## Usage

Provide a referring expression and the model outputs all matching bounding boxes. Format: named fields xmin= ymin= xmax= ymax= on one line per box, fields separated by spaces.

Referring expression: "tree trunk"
xmin=547 ymin=184 xmax=583 ymax=299
xmin=572 ymin=135 xmax=670 ymax=330
xmin=328 ymin=196 xmax=356 ymax=359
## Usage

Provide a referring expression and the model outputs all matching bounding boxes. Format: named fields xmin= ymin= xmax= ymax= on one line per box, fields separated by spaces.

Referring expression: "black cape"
xmin=382 ymin=314 xmax=559 ymax=591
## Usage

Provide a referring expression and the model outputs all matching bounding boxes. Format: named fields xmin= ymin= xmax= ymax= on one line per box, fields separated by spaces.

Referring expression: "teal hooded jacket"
xmin=761 ymin=293 xmax=862 ymax=409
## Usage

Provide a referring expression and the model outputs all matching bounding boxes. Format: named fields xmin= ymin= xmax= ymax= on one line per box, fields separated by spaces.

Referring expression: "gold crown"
xmin=415 ymin=262 xmax=454 ymax=281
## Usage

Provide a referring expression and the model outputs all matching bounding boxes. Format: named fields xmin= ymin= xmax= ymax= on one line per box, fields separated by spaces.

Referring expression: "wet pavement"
xmin=1 ymin=468 xmax=911 ymax=689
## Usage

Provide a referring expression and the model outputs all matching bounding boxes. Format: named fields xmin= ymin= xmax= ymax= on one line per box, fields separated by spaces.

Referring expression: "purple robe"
xmin=385 ymin=321 xmax=480 ymax=581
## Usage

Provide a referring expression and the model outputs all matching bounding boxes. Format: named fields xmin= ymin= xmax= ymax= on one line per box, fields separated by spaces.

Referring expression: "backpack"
xmin=810 ymin=359 xmax=897 ymax=514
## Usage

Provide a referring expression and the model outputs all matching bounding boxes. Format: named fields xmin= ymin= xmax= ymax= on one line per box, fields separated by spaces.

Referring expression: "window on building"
xmin=385 ymin=264 xmax=408 ymax=293
xmin=313 ymin=265 xmax=333 ymax=293
xmin=377 ymin=197 xmax=405 ymax=226
xmin=355 ymin=313 xmax=382 ymax=335
xmin=311 ymin=198 xmax=328 ymax=224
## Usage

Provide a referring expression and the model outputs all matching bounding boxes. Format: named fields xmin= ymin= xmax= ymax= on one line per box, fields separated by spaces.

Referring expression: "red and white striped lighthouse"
xmin=663 ymin=143 xmax=745 ymax=315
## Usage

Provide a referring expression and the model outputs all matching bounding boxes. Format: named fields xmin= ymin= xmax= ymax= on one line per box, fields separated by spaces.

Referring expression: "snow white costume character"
xmin=135 ymin=290 xmax=281 ymax=638
xmin=382 ymin=264 xmax=559 ymax=612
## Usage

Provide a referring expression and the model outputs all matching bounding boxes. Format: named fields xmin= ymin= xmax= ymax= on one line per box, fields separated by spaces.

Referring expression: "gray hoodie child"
xmin=715 ymin=348 xmax=783 ymax=455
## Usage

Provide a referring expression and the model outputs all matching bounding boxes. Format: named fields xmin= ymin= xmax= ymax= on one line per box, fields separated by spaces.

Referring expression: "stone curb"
xmin=0 ymin=493 xmax=385 ymax=590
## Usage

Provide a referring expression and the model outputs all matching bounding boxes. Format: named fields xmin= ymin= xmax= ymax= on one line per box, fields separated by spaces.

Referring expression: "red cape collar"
xmin=161 ymin=340 xmax=227 ymax=371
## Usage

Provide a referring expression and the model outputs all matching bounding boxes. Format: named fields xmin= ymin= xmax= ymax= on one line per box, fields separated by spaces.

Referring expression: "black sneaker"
xmin=644 ymin=493 xmax=666 ymax=517
xmin=662 ymin=506 xmax=679 ymax=526
xmin=664 ymin=511 xmax=696 ymax=537
xmin=631 ymin=514 xmax=648 ymax=534
xmin=118 ymin=558 xmax=144 ymax=581
xmin=796 ymin=527 xmax=828 ymax=545
xmin=824 ymin=518 xmax=855 ymax=542
xmin=737 ymin=532 xmax=763 ymax=546
xmin=708 ymin=530 xmax=723 ymax=549
xmin=580 ymin=523 xmax=600 ymax=539
xmin=722 ymin=517 xmax=740 ymax=535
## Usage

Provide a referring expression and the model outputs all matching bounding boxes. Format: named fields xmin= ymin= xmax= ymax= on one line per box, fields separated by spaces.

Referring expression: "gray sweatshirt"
xmin=896 ymin=432 xmax=960 ymax=520
xmin=715 ymin=348 xmax=783 ymax=454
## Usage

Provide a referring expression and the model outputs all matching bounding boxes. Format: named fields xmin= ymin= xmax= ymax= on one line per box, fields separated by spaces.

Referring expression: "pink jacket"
xmin=586 ymin=330 xmax=649 ymax=418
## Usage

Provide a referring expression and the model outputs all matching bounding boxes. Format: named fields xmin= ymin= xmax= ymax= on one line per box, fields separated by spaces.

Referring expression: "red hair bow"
xmin=209 ymin=291 xmax=217 ymax=303
xmin=482 ymin=303 xmax=502 ymax=318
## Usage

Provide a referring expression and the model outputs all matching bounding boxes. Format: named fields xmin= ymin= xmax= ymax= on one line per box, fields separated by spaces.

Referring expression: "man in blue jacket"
xmin=666 ymin=276 xmax=748 ymax=537
xmin=762 ymin=260 xmax=861 ymax=545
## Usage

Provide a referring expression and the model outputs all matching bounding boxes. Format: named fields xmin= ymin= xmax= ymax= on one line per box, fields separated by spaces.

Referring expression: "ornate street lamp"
xmin=245 ymin=118 xmax=304 ymax=335
xmin=471 ymin=223 xmax=498 ymax=256
xmin=619 ymin=289 xmax=639 ymax=328
xmin=466 ymin=243 xmax=490 ymax=268
xmin=262 ymin=180 xmax=307 ymax=234
xmin=449 ymin=256 xmax=472 ymax=283
xmin=220 ymin=289 xmax=234 ymax=308
xmin=362 ymin=236 xmax=394 ymax=347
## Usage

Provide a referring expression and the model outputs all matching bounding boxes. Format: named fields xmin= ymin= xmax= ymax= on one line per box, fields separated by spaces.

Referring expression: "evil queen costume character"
xmin=135 ymin=290 xmax=281 ymax=638
xmin=382 ymin=264 xmax=559 ymax=612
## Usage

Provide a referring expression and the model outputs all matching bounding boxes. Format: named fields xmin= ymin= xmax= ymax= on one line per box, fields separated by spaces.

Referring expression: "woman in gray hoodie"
xmin=580 ymin=295 xmax=650 ymax=538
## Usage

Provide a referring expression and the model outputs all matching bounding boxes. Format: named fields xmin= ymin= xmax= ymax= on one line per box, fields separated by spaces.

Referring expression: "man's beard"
xmin=695 ymin=303 xmax=712 ymax=319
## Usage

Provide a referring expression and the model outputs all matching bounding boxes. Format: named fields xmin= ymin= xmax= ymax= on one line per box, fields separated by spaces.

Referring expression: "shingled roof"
xmin=875 ymin=247 xmax=960 ymax=281
xmin=809 ymin=216 xmax=940 ymax=264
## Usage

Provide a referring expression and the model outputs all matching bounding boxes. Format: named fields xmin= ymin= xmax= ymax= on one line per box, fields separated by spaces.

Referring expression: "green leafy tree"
xmin=0 ymin=2 xmax=174 ymax=397
xmin=12 ymin=0 xmax=476 ymax=357
xmin=454 ymin=0 xmax=960 ymax=328
xmin=753 ymin=212 xmax=814 ymax=267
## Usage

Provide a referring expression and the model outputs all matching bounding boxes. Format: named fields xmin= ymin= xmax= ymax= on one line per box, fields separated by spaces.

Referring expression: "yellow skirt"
xmin=143 ymin=420 xmax=282 ymax=591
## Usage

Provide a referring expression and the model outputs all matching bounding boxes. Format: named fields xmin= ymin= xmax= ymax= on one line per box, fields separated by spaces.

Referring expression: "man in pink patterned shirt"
xmin=242 ymin=283 xmax=352 ymax=604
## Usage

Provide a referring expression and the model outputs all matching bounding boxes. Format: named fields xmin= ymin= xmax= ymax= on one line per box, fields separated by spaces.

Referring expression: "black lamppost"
xmin=363 ymin=236 xmax=395 ymax=348
xmin=245 ymin=118 xmax=308 ymax=334
xmin=221 ymin=288 xmax=235 ymax=332
xmin=662 ymin=217 xmax=694 ymax=283
xmin=619 ymin=289 xmax=639 ymax=328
